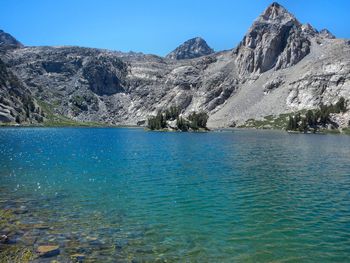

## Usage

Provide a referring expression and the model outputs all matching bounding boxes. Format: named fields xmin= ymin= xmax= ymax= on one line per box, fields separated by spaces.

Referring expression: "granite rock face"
xmin=166 ymin=37 xmax=214 ymax=60
xmin=82 ymin=55 xmax=127 ymax=95
xmin=235 ymin=2 xmax=311 ymax=76
xmin=0 ymin=58 xmax=44 ymax=123
xmin=319 ymin=29 xmax=336 ymax=39
xmin=0 ymin=2 xmax=349 ymax=127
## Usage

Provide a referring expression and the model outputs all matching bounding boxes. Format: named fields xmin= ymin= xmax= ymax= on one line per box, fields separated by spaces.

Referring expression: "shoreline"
xmin=1 ymin=124 xmax=350 ymax=135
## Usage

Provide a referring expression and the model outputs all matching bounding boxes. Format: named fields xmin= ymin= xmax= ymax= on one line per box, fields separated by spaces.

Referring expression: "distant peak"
xmin=182 ymin=37 xmax=209 ymax=46
xmin=0 ymin=29 xmax=23 ymax=49
xmin=166 ymin=37 xmax=214 ymax=60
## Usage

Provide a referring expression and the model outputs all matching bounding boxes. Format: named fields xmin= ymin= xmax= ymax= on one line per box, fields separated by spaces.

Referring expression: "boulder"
xmin=36 ymin=245 xmax=60 ymax=257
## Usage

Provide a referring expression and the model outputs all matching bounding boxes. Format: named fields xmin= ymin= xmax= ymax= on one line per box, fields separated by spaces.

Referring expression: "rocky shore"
xmin=0 ymin=196 xmax=148 ymax=262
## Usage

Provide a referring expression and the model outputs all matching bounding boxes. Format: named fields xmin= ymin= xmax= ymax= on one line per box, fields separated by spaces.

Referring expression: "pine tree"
xmin=286 ymin=116 xmax=294 ymax=130
xmin=305 ymin=110 xmax=315 ymax=127
xmin=188 ymin=111 xmax=209 ymax=129
xmin=299 ymin=117 xmax=308 ymax=132
xmin=335 ymin=97 xmax=346 ymax=113
xmin=176 ymin=117 xmax=189 ymax=131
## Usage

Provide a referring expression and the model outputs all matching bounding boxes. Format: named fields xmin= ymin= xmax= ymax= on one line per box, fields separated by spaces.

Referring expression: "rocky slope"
xmin=0 ymin=58 xmax=44 ymax=123
xmin=0 ymin=2 xmax=349 ymax=127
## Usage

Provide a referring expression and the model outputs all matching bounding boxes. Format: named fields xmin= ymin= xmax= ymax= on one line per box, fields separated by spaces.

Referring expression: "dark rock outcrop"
xmin=166 ymin=37 xmax=214 ymax=60
xmin=0 ymin=58 xmax=44 ymax=123
xmin=82 ymin=55 xmax=127 ymax=95
xmin=0 ymin=30 xmax=23 ymax=49
xmin=319 ymin=29 xmax=336 ymax=39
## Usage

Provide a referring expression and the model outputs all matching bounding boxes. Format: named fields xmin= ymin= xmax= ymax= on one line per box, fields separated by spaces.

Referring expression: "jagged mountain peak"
xmin=235 ymin=2 xmax=311 ymax=75
xmin=0 ymin=29 xmax=23 ymax=49
xmin=166 ymin=37 xmax=214 ymax=60
xmin=258 ymin=2 xmax=297 ymax=24
xmin=0 ymin=2 xmax=348 ymax=129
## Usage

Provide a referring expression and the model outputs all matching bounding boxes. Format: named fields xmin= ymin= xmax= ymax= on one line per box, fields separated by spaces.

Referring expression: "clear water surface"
xmin=0 ymin=128 xmax=349 ymax=262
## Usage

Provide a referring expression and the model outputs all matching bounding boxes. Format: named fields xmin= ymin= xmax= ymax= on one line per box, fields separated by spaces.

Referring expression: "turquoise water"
xmin=0 ymin=128 xmax=350 ymax=262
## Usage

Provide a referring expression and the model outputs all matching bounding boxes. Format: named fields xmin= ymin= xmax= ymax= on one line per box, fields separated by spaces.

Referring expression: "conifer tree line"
xmin=286 ymin=97 xmax=348 ymax=132
xmin=147 ymin=106 xmax=209 ymax=131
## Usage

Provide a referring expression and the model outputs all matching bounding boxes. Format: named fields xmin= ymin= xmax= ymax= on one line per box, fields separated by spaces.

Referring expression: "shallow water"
xmin=0 ymin=128 xmax=350 ymax=262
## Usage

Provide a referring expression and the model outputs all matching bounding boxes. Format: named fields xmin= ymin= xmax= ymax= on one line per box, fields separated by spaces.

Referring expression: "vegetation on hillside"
xmin=239 ymin=113 xmax=293 ymax=130
xmin=147 ymin=106 xmax=209 ymax=131
xmin=239 ymin=97 xmax=349 ymax=135
xmin=286 ymin=97 xmax=348 ymax=132
xmin=36 ymin=100 xmax=108 ymax=127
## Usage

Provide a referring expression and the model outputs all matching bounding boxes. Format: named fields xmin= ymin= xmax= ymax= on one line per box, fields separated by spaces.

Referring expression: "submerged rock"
xmin=0 ymin=234 xmax=9 ymax=244
xmin=32 ymin=223 xmax=51 ymax=230
xmin=13 ymin=206 xmax=29 ymax=215
xmin=36 ymin=245 xmax=60 ymax=257
xmin=71 ymin=253 xmax=85 ymax=262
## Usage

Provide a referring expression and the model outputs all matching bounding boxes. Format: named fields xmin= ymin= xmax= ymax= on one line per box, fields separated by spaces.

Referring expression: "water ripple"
xmin=0 ymin=128 xmax=350 ymax=262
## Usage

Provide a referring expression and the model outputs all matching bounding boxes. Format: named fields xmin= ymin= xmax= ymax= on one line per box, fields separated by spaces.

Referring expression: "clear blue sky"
xmin=1 ymin=0 xmax=349 ymax=56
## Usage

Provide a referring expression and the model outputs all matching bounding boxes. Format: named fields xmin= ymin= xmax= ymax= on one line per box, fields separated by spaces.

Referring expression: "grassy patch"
xmin=238 ymin=113 xmax=292 ymax=130
xmin=239 ymin=110 xmax=350 ymax=136
xmin=0 ymin=122 xmax=18 ymax=127
xmin=341 ymin=128 xmax=350 ymax=135
xmin=321 ymin=128 xmax=341 ymax=134
xmin=36 ymin=100 xmax=109 ymax=127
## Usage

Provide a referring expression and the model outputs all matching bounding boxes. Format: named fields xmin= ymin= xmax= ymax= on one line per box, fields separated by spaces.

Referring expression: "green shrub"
xmin=147 ymin=112 xmax=167 ymax=130
xmin=188 ymin=111 xmax=209 ymax=129
xmin=165 ymin=106 xmax=181 ymax=121
xmin=286 ymin=97 xmax=348 ymax=132
xmin=147 ymin=108 xmax=209 ymax=131
xmin=176 ymin=117 xmax=189 ymax=131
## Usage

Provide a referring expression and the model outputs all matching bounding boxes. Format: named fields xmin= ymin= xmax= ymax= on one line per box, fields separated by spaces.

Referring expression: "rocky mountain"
xmin=0 ymin=30 xmax=23 ymax=49
xmin=0 ymin=2 xmax=349 ymax=128
xmin=235 ymin=2 xmax=311 ymax=75
xmin=0 ymin=58 xmax=44 ymax=123
xmin=166 ymin=37 xmax=214 ymax=60
xmin=319 ymin=29 xmax=336 ymax=39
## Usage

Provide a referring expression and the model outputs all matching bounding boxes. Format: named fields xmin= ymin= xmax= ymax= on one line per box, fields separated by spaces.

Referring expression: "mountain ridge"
xmin=0 ymin=2 xmax=349 ymax=128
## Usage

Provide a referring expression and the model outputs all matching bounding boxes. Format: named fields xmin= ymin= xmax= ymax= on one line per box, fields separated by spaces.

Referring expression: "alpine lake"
xmin=0 ymin=127 xmax=349 ymax=262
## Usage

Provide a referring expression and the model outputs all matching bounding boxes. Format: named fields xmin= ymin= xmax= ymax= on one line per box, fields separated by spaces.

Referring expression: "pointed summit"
xmin=262 ymin=2 xmax=284 ymax=18
xmin=166 ymin=37 xmax=214 ymax=60
xmin=258 ymin=2 xmax=296 ymax=23
xmin=235 ymin=2 xmax=311 ymax=75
